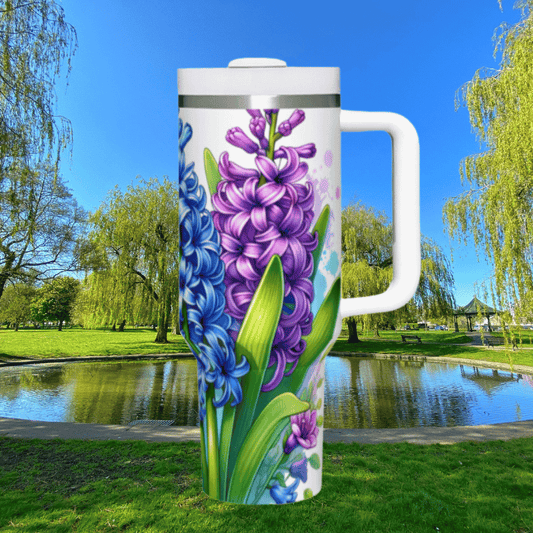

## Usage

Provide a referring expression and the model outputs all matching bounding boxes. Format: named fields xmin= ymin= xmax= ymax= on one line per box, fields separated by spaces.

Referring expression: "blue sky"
xmin=56 ymin=0 xmax=525 ymax=308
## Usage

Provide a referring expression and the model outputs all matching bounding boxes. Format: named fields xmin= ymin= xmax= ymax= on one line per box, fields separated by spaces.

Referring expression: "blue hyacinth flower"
xmin=178 ymin=118 xmax=249 ymax=421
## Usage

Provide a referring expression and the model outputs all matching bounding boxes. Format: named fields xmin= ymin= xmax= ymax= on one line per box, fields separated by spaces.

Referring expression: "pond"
xmin=0 ymin=356 xmax=532 ymax=429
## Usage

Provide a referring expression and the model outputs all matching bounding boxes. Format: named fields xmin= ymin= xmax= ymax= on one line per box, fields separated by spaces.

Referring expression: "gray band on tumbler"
xmin=178 ymin=94 xmax=340 ymax=109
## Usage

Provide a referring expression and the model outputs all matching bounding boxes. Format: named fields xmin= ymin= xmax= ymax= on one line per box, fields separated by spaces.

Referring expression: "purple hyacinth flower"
xmin=270 ymin=478 xmax=299 ymax=504
xmin=264 ymin=109 xmax=279 ymax=124
xmin=218 ymin=152 xmax=260 ymax=185
xmin=284 ymin=410 xmax=319 ymax=454
xmin=211 ymin=109 xmax=319 ymax=393
xmin=249 ymin=116 xmax=269 ymax=151
xmin=278 ymin=109 xmax=305 ymax=136
xmin=247 ymin=109 xmax=263 ymax=118
xmin=226 ymin=127 xmax=259 ymax=154
xmin=249 ymin=116 xmax=266 ymax=139
xmin=274 ymin=143 xmax=317 ymax=160
xmin=255 ymin=146 xmax=309 ymax=191
xmin=289 ymin=456 xmax=308 ymax=483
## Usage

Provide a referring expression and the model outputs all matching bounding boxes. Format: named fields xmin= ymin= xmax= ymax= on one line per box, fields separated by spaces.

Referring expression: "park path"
xmin=465 ymin=331 xmax=484 ymax=346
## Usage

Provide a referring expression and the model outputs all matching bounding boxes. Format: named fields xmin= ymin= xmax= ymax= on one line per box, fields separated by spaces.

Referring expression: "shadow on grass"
xmin=1 ymin=438 xmax=532 ymax=532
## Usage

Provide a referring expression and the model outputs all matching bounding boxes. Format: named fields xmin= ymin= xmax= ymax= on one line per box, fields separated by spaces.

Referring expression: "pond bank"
xmin=3 ymin=350 xmax=531 ymax=377
xmin=328 ymin=351 xmax=533 ymax=376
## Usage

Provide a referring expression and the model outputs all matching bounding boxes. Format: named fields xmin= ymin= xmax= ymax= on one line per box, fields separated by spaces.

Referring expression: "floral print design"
xmin=212 ymin=109 xmax=318 ymax=392
xmin=179 ymin=109 xmax=339 ymax=505
xmin=178 ymin=118 xmax=249 ymax=421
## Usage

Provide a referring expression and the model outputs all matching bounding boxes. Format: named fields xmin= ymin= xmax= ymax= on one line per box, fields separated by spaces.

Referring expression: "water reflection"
xmin=0 ymin=356 xmax=532 ymax=428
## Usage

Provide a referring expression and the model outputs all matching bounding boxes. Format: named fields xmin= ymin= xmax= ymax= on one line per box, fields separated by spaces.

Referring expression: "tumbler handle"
xmin=339 ymin=110 xmax=420 ymax=318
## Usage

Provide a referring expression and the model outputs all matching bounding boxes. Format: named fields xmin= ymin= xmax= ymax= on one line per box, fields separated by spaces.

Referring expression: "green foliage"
xmin=342 ymin=201 xmax=455 ymax=336
xmin=83 ymin=176 xmax=180 ymax=342
xmin=30 ymin=276 xmax=80 ymax=329
xmin=444 ymin=1 xmax=533 ymax=326
xmin=0 ymin=0 xmax=77 ymax=169
xmin=0 ymin=282 xmax=35 ymax=328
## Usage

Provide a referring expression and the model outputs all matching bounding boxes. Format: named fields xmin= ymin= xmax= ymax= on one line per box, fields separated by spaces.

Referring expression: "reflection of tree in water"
xmin=66 ymin=360 xmax=199 ymax=425
xmin=459 ymin=365 xmax=518 ymax=396
xmin=324 ymin=357 xmax=476 ymax=429
xmin=0 ymin=360 xmax=201 ymax=425
xmin=3 ymin=359 xmax=533 ymax=427
xmin=0 ymin=365 xmax=65 ymax=401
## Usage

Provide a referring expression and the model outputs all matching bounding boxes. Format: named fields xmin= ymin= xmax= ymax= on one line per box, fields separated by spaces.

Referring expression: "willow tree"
xmin=412 ymin=239 xmax=456 ymax=326
xmin=443 ymin=0 xmax=533 ymax=328
xmin=87 ymin=177 xmax=180 ymax=343
xmin=341 ymin=201 xmax=394 ymax=342
xmin=0 ymin=0 xmax=77 ymax=170
xmin=342 ymin=201 xmax=455 ymax=342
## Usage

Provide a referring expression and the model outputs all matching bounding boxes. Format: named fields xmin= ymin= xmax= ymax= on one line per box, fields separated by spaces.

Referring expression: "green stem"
xmin=205 ymin=385 xmax=220 ymax=500
xmin=259 ymin=111 xmax=280 ymax=186
xmin=267 ymin=112 xmax=279 ymax=160
xmin=200 ymin=420 xmax=208 ymax=493
xmin=219 ymin=403 xmax=235 ymax=499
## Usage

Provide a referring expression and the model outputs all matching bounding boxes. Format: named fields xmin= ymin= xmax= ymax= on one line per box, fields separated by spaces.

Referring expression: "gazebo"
xmin=453 ymin=297 xmax=499 ymax=332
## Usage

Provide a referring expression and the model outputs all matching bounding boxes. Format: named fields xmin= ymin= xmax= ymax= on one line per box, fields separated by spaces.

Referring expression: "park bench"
xmin=401 ymin=335 xmax=422 ymax=344
xmin=482 ymin=336 xmax=517 ymax=350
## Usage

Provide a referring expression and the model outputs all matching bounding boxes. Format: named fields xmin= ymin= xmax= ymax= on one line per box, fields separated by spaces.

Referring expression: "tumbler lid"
xmin=177 ymin=58 xmax=339 ymax=96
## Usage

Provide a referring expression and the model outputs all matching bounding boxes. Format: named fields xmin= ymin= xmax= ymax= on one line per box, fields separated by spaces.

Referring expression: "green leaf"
xmin=304 ymin=488 xmax=314 ymax=500
xmin=253 ymin=276 xmax=341 ymax=416
xmin=180 ymin=302 xmax=200 ymax=356
xmin=205 ymin=385 xmax=220 ymax=499
xmin=309 ymin=453 xmax=320 ymax=470
xmin=227 ymin=392 xmax=309 ymax=503
xmin=310 ymin=204 xmax=331 ymax=284
xmin=317 ymin=415 xmax=324 ymax=427
xmin=204 ymin=148 xmax=222 ymax=197
xmin=291 ymin=276 xmax=341 ymax=384
xmin=222 ymin=255 xmax=284 ymax=492
xmin=218 ymin=402 xmax=235 ymax=499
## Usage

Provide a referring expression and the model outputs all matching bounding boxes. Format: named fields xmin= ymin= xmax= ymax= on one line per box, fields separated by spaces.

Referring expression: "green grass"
xmin=333 ymin=335 xmax=533 ymax=369
xmin=0 ymin=436 xmax=532 ymax=532
xmin=346 ymin=329 xmax=474 ymax=344
xmin=2 ymin=327 xmax=533 ymax=370
xmin=0 ymin=327 xmax=190 ymax=360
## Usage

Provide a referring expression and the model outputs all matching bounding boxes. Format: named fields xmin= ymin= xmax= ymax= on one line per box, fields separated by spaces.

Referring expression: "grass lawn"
xmin=0 ymin=436 xmax=532 ymax=532
xmin=0 ymin=328 xmax=533 ymax=366
xmin=0 ymin=327 xmax=190 ymax=360
xmin=1 ymin=327 xmax=533 ymax=370
xmin=333 ymin=334 xmax=533 ymax=370
xmin=348 ymin=329 xmax=475 ymax=344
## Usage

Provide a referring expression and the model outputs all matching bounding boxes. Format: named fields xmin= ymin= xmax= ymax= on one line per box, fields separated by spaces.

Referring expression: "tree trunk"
xmin=346 ymin=317 xmax=361 ymax=343
xmin=0 ymin=253 xmax=15 ymax=301
xmin=58 ymin=320 xmax=63 ymax=332
xmin=154 ymin=291 xmax=169 ymax=344
xmin=14 ymin=322 xmax=19 ymax=332
xmin=118 ymin=319 xmax=126 ymax=332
